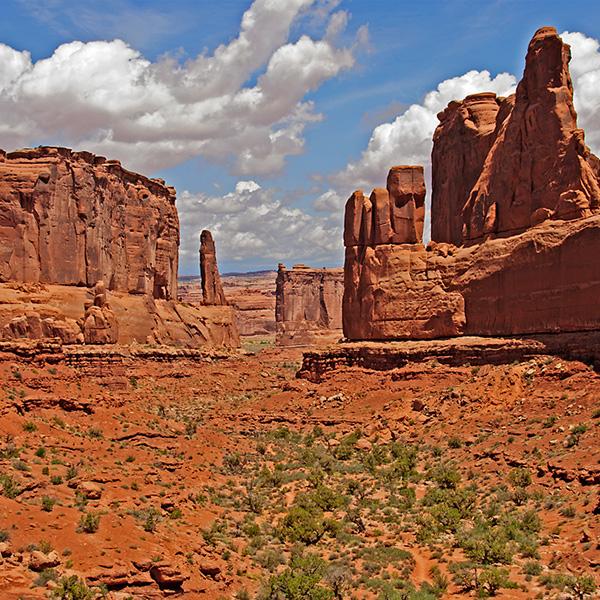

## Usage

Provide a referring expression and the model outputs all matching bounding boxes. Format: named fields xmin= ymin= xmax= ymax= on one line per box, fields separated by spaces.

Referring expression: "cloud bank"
xmin=178 ymin=182 xmax=342 ymax=270
xmin=0 ymin=0 xmax=364 ymax=175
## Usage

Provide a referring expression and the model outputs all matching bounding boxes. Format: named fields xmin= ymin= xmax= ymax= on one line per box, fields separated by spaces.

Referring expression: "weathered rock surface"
xmin=200 ymin=230 xmax=227 ymax=306
xmin=0 ymin=281 xmax=239 ymax=348
xmin=276 ymin=264 xmax=343 ymax=346
xmin=0 ymin=147 xmax=240 ymax=348
xmin=460 ymin=27 xmax=600 ymax=242
xmin=431 ymin=92 xmax=512 ymax=245
xmin=343 ymin=244 xmax=465 ymax=340
xmin=297 ymin=331 xmax=600 ymax=382
xmin=81 ymin=281 xmax=118 ymax=345
xmin=344 ymin=166 xmax=425 ymax=247
xmin=343 ymin=28 xmax=600 ymax=341
xmin=0 ymin=146 xmax=178 ymax=298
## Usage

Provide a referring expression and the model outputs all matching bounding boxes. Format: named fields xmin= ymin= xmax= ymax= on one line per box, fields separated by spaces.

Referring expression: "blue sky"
xmin=1 ymin=1 xmax=600 ymax=274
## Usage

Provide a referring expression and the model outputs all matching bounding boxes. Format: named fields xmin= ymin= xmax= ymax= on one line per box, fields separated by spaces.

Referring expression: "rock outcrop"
xmin=431 ymin=93 xmax=512 ymax=245
xmin=200 ymin=230 xmax=227 ymax=306
xmin=344 ymin=166 xmax=425 ymax=247
xmin=0 ymin=146 xmax=178 ymax=299
xmin=344 ymin=166 xmax=460 ymax=340
xmin=81 ymin=281 xmax=118 ymax=344
xmin=0 ymin=147 xmax=239 ymax=347
xmin=343 ymin=28 xmax=600 ymax=342
xmin=433 ymin=27 xmax=600 ymax=245
xmin=276 ymin=264 xmax=343 ymax=346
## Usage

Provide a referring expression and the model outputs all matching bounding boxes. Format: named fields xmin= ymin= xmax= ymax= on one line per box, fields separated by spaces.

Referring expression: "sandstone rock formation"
xmin=433 ymin=27 xmax=600 ymax=245
xmin=0 ymin=146 xmax=239 ymax=348
xmin=0 ymin=282 xmax=240 ymax=347
xmin=344 ymin=166 xmax=425 ymax=246
xmin=200 ymin=230 xmax=227 ymax=305
xmin=179 ymin=272 xmax=277 ymax=337
xmin=344 ymin=166 xmax=458 ymax=340
xmin=0 ymin=146 xmax=178 ymax=298
xmin=431 ymin=93 xmax=512 ymax=245
xmin=343 ymin=27 xmax=600 ymax=342
xmin=276 ymin=264 xmax=343 ymax=346
xmin=81 ymin=281 xmax=118 ymax=344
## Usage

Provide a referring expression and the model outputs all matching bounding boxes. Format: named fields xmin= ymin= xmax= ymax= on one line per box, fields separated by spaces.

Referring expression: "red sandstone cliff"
xmin=431 ymin=93 xmax=513 ymax=246
xmin=276 ymin=264 xmax=343 ymax=346
xmin=0 ymin=147 xmax=239 ymax=348
xmin=0 ymin=146 xmax=179 ymax=299
xmin=343 ymin=27 xmax=600 ymax=342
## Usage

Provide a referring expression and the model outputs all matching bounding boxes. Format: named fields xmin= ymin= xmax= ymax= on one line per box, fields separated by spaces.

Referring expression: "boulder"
xmin=28 ymin=550 xmax=60 ymax=572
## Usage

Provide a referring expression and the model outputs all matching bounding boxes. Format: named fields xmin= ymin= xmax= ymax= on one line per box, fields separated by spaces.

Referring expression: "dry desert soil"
xmin=0 ymin=341 xmax=599 ymax=600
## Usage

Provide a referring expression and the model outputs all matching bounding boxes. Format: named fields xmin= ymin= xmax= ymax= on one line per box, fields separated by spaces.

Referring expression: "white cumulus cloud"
xmin=0 ymin=0 xmax=364 ymax=176
xmin=177 ymin=183 xmax=342 ymax=272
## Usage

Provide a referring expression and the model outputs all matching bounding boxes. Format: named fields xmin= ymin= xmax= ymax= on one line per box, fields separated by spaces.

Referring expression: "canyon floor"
xmin=0 ymin=339 xmax=599 ymax=600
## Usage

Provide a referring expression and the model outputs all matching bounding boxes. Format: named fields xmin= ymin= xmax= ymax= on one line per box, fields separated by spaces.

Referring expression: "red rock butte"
xmin=343 ymin=27 xmax=600 ymax=341
xmin=275 ymin=263 xmax=343 ymax=346
xmin=0 ymin=147 xmax=239 ymax=347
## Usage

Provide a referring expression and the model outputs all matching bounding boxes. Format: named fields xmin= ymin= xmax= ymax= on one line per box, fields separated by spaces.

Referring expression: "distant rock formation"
xmin=343 ymin=27 xmax=600 ymax=341
xmin=0 ymin=147 xmax=239 ymax=347
xmin=200 ymin=230 xmax=227 ymax=306
xmin=276 ymin=264 xmax=343 ymax=346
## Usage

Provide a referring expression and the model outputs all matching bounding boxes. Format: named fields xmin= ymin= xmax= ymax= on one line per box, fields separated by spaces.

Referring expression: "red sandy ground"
xmin=0 ymin=343 xmax=599 ymax=599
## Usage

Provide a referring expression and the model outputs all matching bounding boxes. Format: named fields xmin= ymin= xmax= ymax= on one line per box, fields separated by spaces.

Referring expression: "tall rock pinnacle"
xmin=199 ymin=230 xmax=227 ymax=306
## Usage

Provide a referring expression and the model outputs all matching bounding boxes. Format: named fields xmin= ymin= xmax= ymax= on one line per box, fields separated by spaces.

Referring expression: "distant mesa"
xmin=343 ymin=27 xmax=600 ymax=341
xmin=0 ymin=146 xmax=239 ymax=348
xmin=275 ymin=263 xmax=343 ymax=347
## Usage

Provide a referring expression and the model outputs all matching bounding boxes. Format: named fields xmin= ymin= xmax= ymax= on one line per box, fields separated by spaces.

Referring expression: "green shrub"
xmin=279 ymin=506 xmax=335 ymax=545
xmin=1 ymin=473 xmax=22 ymax=498
xmin=41 ymin=495 xmax=56 ymax=512
xmin=51 ymin=575 xmax=93 ymax=600
xmin=23 ymin=421 xmax=37 ymax=432
xmin=77 ymin=511 xmax=101 ymax=533
xmin=447 ymin=435 xmax=462 ymax=449
xmin=33 ymin=568 xmax=58 ymax=587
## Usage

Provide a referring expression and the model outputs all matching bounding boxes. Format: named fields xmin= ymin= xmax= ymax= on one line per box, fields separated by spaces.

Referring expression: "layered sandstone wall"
xmin=0 ymin=146 xmax=179 ymax=299
xmin=343 ymin=27 xmax=600 ymax=342
xmin=276 ymin=264 xmax=343 ymax=346
xmin=0 ymin=147 xmax=239 ymax=348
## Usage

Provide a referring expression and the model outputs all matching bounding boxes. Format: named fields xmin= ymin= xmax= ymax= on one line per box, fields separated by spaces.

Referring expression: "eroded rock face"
xmin=343 ymin=28 xmax=600 ymax=341
xmin=81 ymin=281 xmax=118 ymax=345
xmin=200 ymin=230 xmax=227 ymax=306
xmin=0 ymin=147 xmax=239 ymax=348
xmin=460 ymin=27 xmax=600 ymax=242
xmin=0 ymin=146 xmax=179 ymax=299
xmin=343 ymin=166 xmax=454 ymax=339
xmin=431 ymin=93 xmax=512 ymax=245
xmin=276 ymin=264 xmax=343 ymax=346
xmin=343 ymin=244 xmax=466 ymax=340
xmin=344 ymin=166 xmax=425 ymax=247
